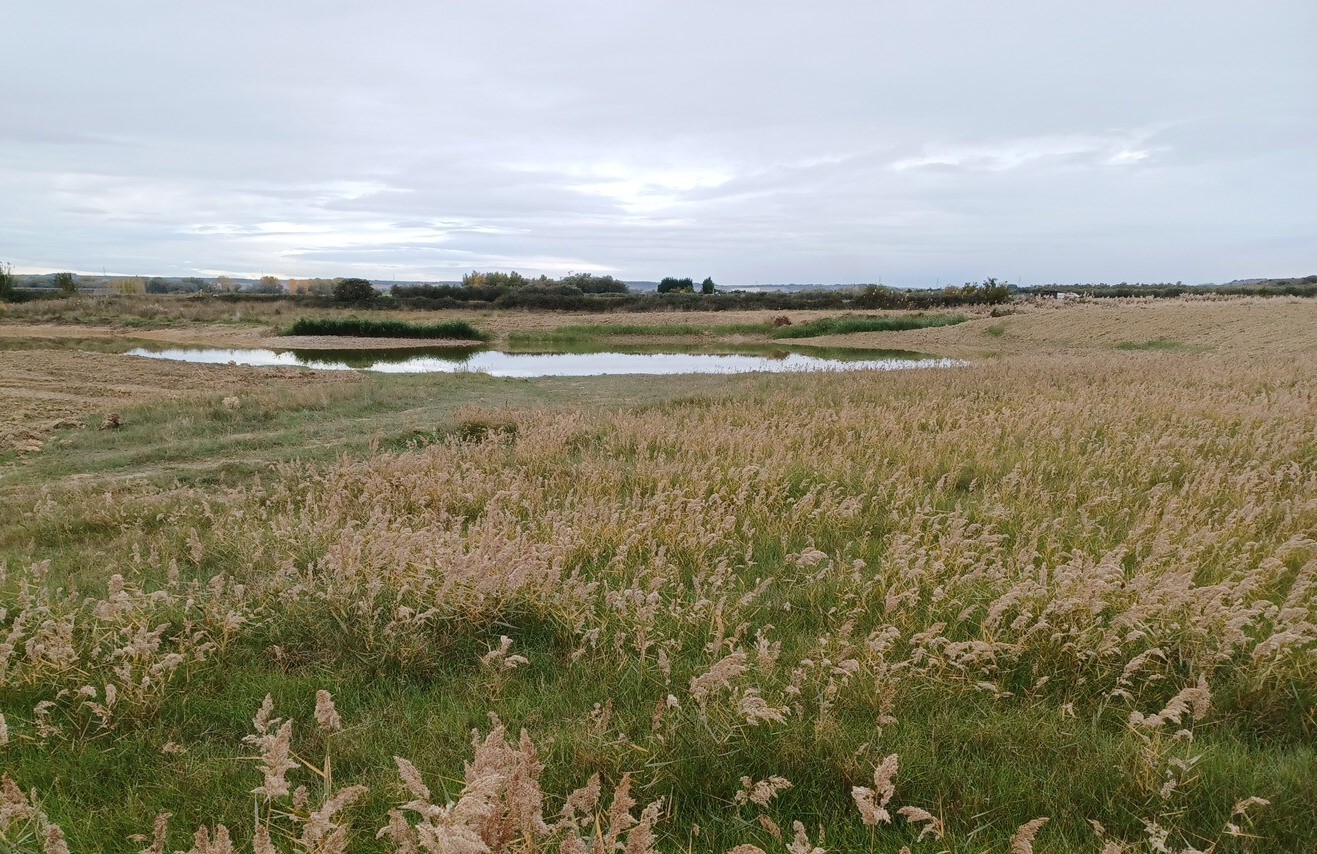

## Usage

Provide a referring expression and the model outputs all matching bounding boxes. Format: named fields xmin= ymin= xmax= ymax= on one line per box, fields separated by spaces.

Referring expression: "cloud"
xmin=889 ymin=133 xmax=1164 ymax=173
xmin=1 ymin=1 xmax=1314 ymax=283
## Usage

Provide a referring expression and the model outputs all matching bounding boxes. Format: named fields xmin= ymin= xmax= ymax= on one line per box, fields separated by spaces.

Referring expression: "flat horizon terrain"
xmin=1 ymin=296 xmax=1314 ymax=852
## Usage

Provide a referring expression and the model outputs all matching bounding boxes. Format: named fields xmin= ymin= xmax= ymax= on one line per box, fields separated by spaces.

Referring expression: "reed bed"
xmin=1 ymin=349 xmax=1314 ymax=852
xmin=283 ymin=317 xmax=489 ymax=341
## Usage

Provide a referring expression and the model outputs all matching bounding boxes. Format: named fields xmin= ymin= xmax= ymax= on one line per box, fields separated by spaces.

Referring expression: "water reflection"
xmin=291 ymin=346 xmax=483 ymax=368
xmin=125 ymin=344 xmax=963 ymax=377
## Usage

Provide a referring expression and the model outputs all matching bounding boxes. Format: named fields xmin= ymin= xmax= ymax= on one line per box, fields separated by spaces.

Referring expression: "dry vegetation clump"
xmin=1 ymin=348 xmax=1315 ymax=851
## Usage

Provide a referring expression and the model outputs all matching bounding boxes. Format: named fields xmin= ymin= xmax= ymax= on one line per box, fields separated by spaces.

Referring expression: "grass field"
xmin=505 ymin=314 xmax=967 ymax=347
xmin=0 ymin=297 xmax=1314 ymax=852
xmin=769 ymin=313 xmax=966 ymax=339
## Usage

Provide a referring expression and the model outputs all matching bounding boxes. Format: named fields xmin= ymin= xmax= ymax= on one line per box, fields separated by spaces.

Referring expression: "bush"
xmin=284 ymin=317 xmax=489 ymax=341
xmin=464 ymin=270 xmax=527 ymax=288
xmin=53 ymin=271 xmax=77 ymax=295
xmin=658 ymin=277 xmax=695 ymax=294
xmin=333 ymin=278 xmax=377 ymax=302
xmin=560 ymin=273 xmax=629 ymax=294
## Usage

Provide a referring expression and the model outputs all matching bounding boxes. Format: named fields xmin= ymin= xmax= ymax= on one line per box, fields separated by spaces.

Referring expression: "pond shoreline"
xmin=126 ymin=343 xmax=964 ymax=377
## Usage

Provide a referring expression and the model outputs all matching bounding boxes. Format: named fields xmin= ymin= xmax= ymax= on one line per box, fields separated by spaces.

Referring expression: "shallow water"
xmin=125 ymin=344 xmax=963 ymax=377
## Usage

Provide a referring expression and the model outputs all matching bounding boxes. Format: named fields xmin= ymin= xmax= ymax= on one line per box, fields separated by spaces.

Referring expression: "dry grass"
xmin=806 ymin=296 xmax=1317 ymax=358
xmin=0 ymin=297 xmax=1314 ymax=851
xmin=0 ymin=348 xmax=356 ymax=453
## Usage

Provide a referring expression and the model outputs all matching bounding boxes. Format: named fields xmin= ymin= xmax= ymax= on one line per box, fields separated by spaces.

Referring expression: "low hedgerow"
xmin=284 ymin=316 xmax=489 ymax=341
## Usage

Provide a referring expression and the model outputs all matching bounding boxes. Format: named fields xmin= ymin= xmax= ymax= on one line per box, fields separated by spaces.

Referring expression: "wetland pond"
xmin=125 ymin=343 xmax=963 ymax=377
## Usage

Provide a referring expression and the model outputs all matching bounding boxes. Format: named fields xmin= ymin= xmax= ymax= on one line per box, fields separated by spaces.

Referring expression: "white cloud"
xmin=1 ymin=1 xmax=1313 ymax=283
xmin=505 ymin=161 xmax=735 ymax=213
xmin=890 ymin=134 xmax=1163 ymax=173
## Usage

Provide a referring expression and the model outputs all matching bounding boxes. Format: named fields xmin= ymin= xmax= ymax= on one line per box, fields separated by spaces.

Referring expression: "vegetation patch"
xmin=507 ymin=322 xmax=770 ymax=345
xmin=1115 ymin=338 xmax=1187 ymax=351
xmin=284 ymin=316 xmax=489 ymax=341
xmin=771 ymin=313 xmax=967 ymax=339
xmin=2 ymin=304 xmax=1315 ymax=852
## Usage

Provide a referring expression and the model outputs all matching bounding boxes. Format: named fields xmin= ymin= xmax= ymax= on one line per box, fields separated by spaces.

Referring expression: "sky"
xmin=2 ymin=1 xmax=1314 ymax=286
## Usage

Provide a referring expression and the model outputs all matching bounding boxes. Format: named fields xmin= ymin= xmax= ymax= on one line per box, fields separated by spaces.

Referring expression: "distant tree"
xmin=560 ymin=272 xmax=628 ymax=294
xmin=856 ymin=285 xmax=904 ymax=310
xmin=53 ymin=271 xmax=78 ymax=295
xmin=215 ymin=275 xmax=238 ymax=293
xmin=700 ymin=276 xmax=716 ymax=294
xmin=109 ymin=277 xmax=146 ymax=295
xmin=657 ymin=277 xmax=695 ymax=294
xmin=0 ymin=262 xmax=13 ymax=301
xmin=255 ymin=275 xmax=284 ymax=294
xmin=980 ymin=277 xmax=1010 ymax=305
xmin=463 ymin=270 xmax=527 ymax=288
xmin=334 ymin=277 xmax=377 ymax=302
xmin=288 ymin=278 xmax=334 ymax=296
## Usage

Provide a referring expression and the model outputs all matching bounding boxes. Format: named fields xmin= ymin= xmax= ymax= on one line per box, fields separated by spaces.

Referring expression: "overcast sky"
xmin=3 ymin=1 xmax=1314 ymax=285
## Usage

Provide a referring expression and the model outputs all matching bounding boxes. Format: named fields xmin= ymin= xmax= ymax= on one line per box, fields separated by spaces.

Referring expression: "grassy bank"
xmin=506 ymin=314 xmax=967 ymax=347
xmin=506 ymin=321 xmax=771 ymax=346
xmin=285 ymin=316 xmax=489 ymax=341
xmin=2 ymin=342 xmax=1315 ymax=851
xmin=770 ymin=313 xmax=967 ymax=339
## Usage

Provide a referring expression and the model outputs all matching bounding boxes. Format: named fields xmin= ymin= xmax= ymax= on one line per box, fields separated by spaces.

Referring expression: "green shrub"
xmin=53 ymin=271 xmax=78 ymax=296
xmin=333 ymin=278 xmax=377 ymax=302
xmin=284 ymin=317 xmax=489 ymax=341
xmin=657 ymin=277 xmax=695 ymax=294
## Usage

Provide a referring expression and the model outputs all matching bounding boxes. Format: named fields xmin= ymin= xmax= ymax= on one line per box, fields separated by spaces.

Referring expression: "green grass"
xmin=770 ymin=313 xmax=967 ymax=339
xmin=3 ymin=351 xmax=1313 ymax=852
xmin=4 ymin=652 xmax=1308 ymax=851
xmin=0 ymin=371 xmax=752 ymax=496
xmin=507 ymin=315 xmax=966 ymax=346
xmin=285 ymin=316 xmax=489 ymax=341
xmin=2 ymin=601 xmax=1311 ymax=852
xmin=1115 ymin=339 xmax=1187 ymax=351
xmin=506 ymin=322 xmax=770 ymax=346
